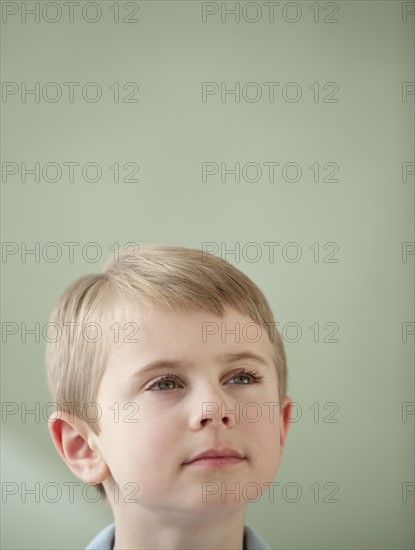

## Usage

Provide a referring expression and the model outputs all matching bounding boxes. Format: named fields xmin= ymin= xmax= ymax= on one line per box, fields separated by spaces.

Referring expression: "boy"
xmin=46 ymin=244 xmax=292 ymax=550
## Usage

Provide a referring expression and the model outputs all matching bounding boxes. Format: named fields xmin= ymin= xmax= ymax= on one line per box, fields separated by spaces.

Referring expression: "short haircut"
xmin=45 ymin=244 xmax=288 ymax=499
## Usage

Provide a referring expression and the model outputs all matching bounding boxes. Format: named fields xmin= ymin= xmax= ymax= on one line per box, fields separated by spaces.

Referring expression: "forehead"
xmin=103 ymin=304 xmax=275 ymax=378
xmin=120 ymin=302 xmax=266 ymax=339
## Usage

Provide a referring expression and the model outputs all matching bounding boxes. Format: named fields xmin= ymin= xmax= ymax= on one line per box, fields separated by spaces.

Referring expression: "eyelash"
xmin=145 ymin=369 xmax=264 ymax=392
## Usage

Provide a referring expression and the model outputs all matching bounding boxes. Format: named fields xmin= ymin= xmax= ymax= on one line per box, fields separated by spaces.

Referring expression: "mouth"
xmin=183 ymin=448 xmax=245 ymax=468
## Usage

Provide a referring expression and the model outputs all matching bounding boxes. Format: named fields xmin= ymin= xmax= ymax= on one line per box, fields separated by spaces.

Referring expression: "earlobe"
xmin=48 ymin=411 xmax=109 ymax=485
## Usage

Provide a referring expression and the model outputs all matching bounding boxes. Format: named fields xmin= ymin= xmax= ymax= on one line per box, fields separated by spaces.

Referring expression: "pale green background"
xmin=1 ymin=1 xmax=414 ymax=549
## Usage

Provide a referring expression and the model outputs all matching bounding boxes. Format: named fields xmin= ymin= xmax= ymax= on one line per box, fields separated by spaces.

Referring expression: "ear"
xmin=48 ymin=411 xmax=110 ymax=485
xmin=279 ymin=395 xmax=293 ymax=450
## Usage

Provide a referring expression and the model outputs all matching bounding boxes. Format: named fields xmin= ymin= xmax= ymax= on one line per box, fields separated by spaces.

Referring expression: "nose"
xmin=188 ymin=385 xmax=238 ymax=430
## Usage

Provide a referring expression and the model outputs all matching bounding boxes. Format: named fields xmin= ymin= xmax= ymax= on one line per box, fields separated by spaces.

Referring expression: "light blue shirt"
xmin=86 ymin=523 xmax=272 ymax=550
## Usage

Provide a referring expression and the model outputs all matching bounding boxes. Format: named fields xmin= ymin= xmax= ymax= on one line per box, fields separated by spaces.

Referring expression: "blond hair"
xmin=45 ymin=244 xmax=288 ymax=499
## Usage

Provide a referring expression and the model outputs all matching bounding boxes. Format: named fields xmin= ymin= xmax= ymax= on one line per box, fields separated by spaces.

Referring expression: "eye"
xmin=227 ymin=369 xmax=264 ymax=385
xmin=145 ymin=368 xmax=264 ymax=393
xmin=145 ymin=374 xmax=182 ymax=392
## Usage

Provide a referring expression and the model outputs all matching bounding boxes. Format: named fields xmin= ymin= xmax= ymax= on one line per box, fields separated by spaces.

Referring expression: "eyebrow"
xmin=128 ymin=351 xmax=269 ymax=379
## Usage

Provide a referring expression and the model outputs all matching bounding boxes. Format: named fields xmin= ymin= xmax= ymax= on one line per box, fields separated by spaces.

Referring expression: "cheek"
xmin=103 ymin=420 xmax=183 ymax=502
xmin=245 ymin=407 xmax=281 ymax=454
xmin=101 ymin=411 xmax=181 ymax=473
xmin=245 ymin=416 xmax=282 ymax=484
xmin=141 ymin=419 xmax=182 ymax=459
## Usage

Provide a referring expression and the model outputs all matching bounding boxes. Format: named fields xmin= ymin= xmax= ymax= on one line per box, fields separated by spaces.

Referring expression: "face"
xmin=91 ymin=305 xmax=291 ymax=516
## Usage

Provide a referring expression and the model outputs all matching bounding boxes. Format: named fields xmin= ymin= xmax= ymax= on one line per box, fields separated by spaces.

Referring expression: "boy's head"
xmin=46 ymin=244 xmax=291 ymax=506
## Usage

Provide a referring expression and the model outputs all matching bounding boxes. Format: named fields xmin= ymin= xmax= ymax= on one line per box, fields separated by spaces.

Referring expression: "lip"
xmin=183 ymin=448 xmax=244 ymax=466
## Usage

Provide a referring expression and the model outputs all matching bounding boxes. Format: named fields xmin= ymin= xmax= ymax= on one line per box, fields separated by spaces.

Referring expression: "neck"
xmin=112 ymin=504 xmax=247 ymax=550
